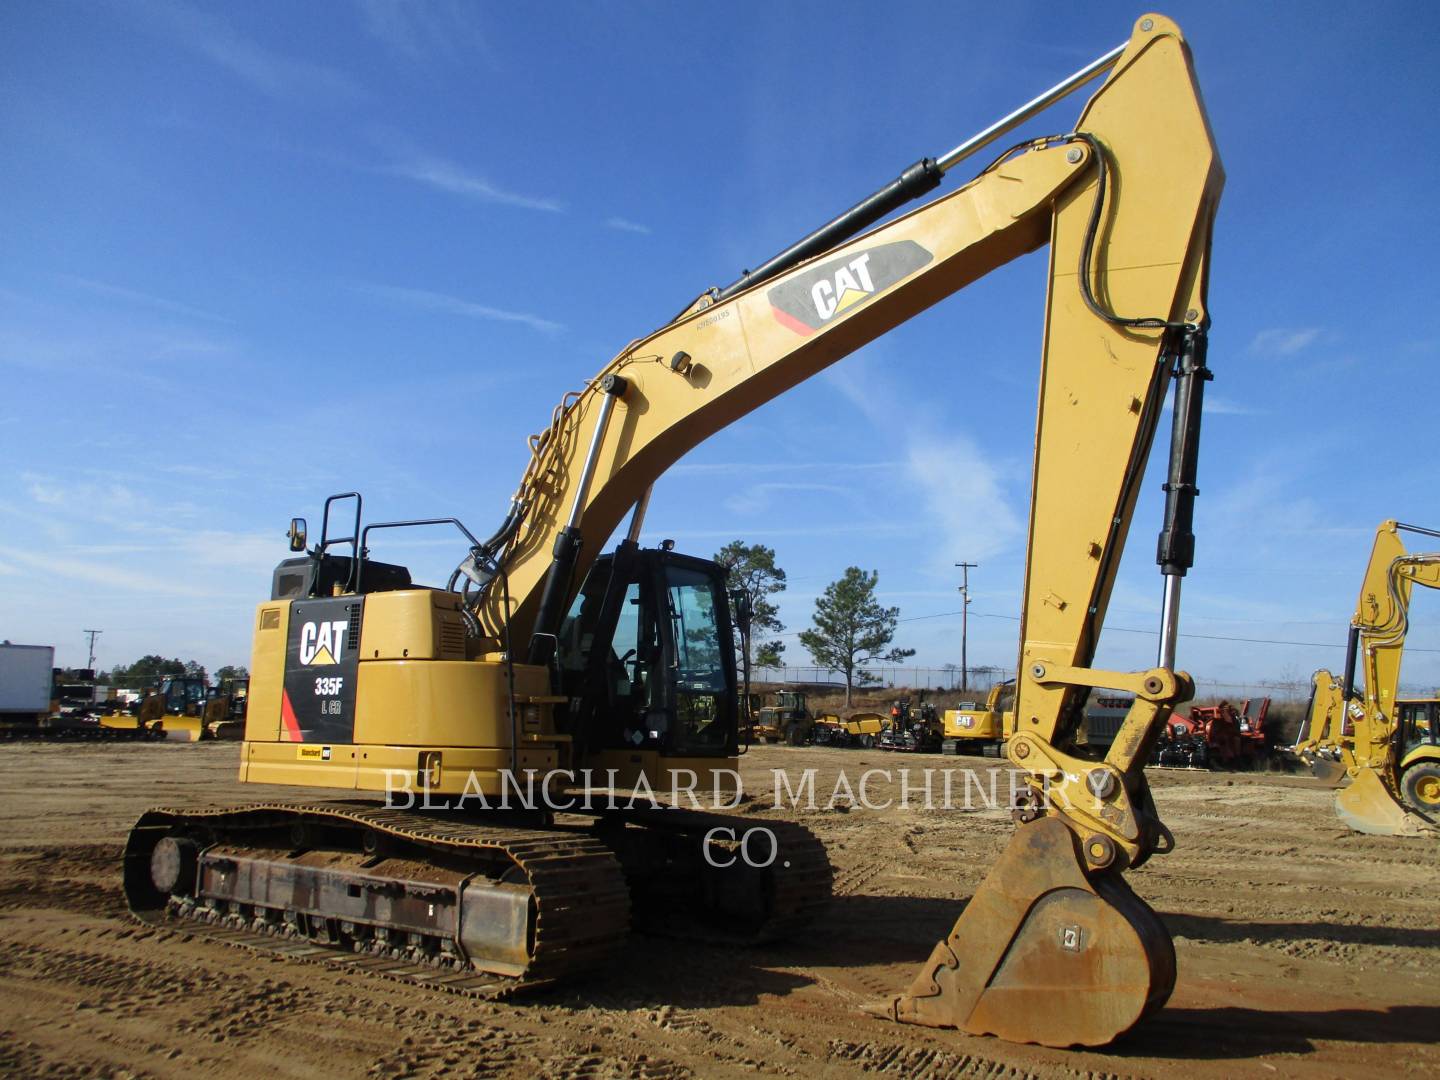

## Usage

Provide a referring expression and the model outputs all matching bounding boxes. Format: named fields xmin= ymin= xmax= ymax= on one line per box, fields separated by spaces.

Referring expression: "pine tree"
xmin=799 ymin=567 xmax=914 ymax=705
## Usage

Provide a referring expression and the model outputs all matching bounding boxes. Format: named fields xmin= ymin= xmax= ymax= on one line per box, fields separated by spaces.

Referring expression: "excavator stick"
xmin=864 ymin=10 xmax=1221 ymax=1047
xmin=868 ymin=816 xmax=1173 ymax=1047
xmin=1334 ymin=768 xmax=1437 ymax=837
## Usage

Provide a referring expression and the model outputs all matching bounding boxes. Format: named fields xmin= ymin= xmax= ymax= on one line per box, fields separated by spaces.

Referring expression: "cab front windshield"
xmin=163 ymin=679 xmax=207 ymax=707
xmin=665 ymin=565 xmax=730 ymax=753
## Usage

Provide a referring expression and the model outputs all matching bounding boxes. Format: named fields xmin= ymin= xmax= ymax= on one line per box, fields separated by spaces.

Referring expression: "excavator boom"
xmin=463 ymin=12 xmax=1222 ymax=1046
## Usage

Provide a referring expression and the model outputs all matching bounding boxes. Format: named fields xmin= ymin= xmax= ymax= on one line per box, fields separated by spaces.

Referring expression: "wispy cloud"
xmin=0 ymin=544 xmax=210 ymax=597
xmin=1202 ymin=394 xmax=1259 ymax=417
xmin=0 ymin=325 xmax=238 ymax=387
xmin=8 ymin=471 xmax=282 ymax=588
xmin=723 ymin=482 xmax=855 ymax=516
xmin=825 ymin=355 xmax=1021 ymax=569
xmin=1249 ymin=327 xmax=1322 ymax=357
xmin=901 ymin=431 xmax=1020 ymax=563
xmin=671 ymin=461 xmax=902 ymax=476
xmin=53 ymin=274 xmax=232 ymax=324
xmin=357 ymin=0 xmax=496 ymax=67
xmin=1197 ymin=449 xmax=1325 ymax=538
xmin=640 ymin=522 xmax=911 ymax=542
xmin=360 ymin=283 xmax=564 ymax=335
xmin=136 ymin=1 xmax=362 ymax=104
xmin=382 ymin=149 xmax=564 ymax=212
xmin=604 ymin=217 xmax=651 ymax=235
xmin=23 ymin=473 xmax=67 ymax=506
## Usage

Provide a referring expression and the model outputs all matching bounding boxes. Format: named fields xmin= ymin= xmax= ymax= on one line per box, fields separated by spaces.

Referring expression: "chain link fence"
xmin=750 ymin=666 xmax=1432 ymax=703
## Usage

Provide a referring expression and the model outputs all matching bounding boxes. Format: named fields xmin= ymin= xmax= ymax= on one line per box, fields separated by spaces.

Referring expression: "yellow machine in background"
xmin=843 ymin=712 xmax=887 ymax=747
xmin=133 ymin=676 xmax=246 ymax=742
xmin=1312 ymin=521 xmax=1440 ymax=835
xmin=126 ymin=14 xmax=1222 ymax=1047
xmin=1291 ymin=669 xmax=1351 ymax=784
xmin=942 ymin=681 xmax=1015 ymax=756
xmin=750 ymin=690 xmax=814 ymax=745
xmin=1396 ymin=696 xmax=1440 ymax=813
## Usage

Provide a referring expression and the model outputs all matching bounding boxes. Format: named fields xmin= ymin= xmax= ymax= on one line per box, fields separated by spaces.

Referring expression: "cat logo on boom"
xmin=298 ymin=620 xmax=348 ymax=666
xmin=767 ymin=240 xmax=932 ymax=336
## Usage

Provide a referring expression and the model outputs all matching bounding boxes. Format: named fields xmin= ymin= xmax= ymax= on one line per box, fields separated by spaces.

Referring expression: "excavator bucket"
xmin=1334 ymin=767 xmax=1436 ymax=836
xmin=867 ymin=816 xmax=1174 ymax=1048
xmin=1308 ymin=757 xmax=1347 ymax=786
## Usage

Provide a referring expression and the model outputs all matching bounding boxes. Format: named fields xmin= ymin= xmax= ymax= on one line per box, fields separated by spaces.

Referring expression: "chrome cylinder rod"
xmin=565 ymin=375 xmax=626 ymax=531
xmin=1158 ymin=574 xmax=1182 ymax=670
xmin=935 ymin=42 xmax=1126 ymax=174
xmin=714 ymin=40 xmax=1127 ymax=303
xmin=625 ymin=485 xmax=653 ymax=544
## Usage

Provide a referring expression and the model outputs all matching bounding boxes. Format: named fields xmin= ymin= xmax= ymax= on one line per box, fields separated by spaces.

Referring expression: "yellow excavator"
xmin=941 ymin=681 xmax=1015 ymax=756
xmin=124 ymin=14 xmax=1221 ymax=1047
xmin=1291 ymin=521 xmax=1440 ymax=834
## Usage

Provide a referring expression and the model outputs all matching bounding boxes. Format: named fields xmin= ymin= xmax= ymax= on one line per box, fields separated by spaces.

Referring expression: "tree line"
xmin=715 ymin=541 xmax=912 ymax=706
xmin=56 ymin=657 xmax=250 ymax=689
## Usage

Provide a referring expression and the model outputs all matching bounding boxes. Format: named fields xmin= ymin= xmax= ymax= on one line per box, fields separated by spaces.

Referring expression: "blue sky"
xmin=3 ymin=1 xmax=1438 ymax=691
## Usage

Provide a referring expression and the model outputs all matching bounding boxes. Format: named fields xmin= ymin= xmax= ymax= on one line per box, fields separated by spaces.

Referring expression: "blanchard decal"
xmin=283 ymin=597 xmax=361 ymax=744
xmin=768 ymin=240 xmax=932 ymax=335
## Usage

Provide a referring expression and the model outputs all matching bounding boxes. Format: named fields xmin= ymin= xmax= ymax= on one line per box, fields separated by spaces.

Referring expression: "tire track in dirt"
xmin=832 ymin=859 xmax=887 ymax=896
xmin=0 ymin=1028 xmax=157 ymax=1080
xmin=825 ymin=1038 xmax=1131 ymax=1079
xmin=0 ymin=843 xmax=126 ymax=916
xmin=3 ymin=741 xmax=1439 ymax=1078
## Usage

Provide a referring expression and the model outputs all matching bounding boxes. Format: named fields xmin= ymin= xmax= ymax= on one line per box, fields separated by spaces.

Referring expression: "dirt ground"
xmin=0 ymin=742 xmax=1436 ymax=1080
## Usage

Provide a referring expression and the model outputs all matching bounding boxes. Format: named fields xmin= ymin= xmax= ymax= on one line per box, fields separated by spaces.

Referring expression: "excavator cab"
xmin=557 ymin=546 xmax=738 ymax=759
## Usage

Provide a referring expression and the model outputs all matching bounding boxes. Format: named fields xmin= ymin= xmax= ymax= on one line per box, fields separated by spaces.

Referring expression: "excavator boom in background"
xmin=1299 ymin=521 xmax=1440 ymax=834
xmin=125 ymin=13 xmax=1223 ymax=1048
xmin=1292 ymin=669 xmax=1352 ymax=784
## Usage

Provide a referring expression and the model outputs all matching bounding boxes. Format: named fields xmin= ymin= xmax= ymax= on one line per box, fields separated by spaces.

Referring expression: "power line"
xmin=878 ymin=608 xmax=1440 ymax=653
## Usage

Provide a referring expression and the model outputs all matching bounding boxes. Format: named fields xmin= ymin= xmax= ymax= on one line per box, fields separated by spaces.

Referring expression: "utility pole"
xmin=83 ymin=629 xmax=103 ymax=675
xmin=954 ymin=563 xmax=976 ymax=690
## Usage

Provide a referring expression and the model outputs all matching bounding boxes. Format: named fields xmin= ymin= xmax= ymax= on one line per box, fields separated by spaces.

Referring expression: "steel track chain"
xmin=125 ymin=800 xmax=833 ymax=1000
xmin=125 ymin=801 xmax=631 ymax=998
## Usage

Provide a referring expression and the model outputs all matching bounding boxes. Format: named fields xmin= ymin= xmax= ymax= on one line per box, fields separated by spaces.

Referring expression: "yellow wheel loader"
xmin=1291 ymin=522 xmax=1440 ymax=835
xmin=125 ymin=14 xmax=1225 ymax=1047
xmin=751 ymin=690 xmax=814 ymax=745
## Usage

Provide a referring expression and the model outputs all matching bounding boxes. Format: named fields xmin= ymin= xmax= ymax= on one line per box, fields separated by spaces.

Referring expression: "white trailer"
xmin=0 ymin=643 xmax=55 ymax=719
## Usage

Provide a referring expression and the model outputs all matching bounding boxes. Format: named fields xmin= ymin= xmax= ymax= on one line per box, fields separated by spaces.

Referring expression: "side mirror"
xmin=287 ymin=517 xmax=308 ymax=553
